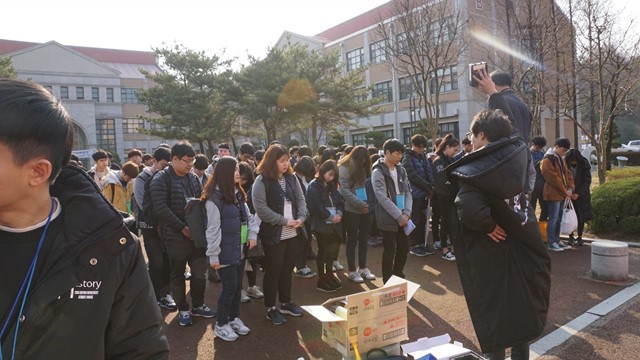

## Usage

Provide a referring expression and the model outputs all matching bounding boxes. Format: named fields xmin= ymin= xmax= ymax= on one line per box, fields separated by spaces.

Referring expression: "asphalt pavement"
xmin=154 ymin=237 xmax=640 ymax=360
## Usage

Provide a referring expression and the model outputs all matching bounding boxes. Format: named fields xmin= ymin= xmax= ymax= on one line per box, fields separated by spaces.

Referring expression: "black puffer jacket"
xmin=2 ymin=165 xmax=168 ymax=359
xmin=447 ymin=137 xmax=551 ymax=353
xmin=150 ymin=165 xmax=203 ymax=243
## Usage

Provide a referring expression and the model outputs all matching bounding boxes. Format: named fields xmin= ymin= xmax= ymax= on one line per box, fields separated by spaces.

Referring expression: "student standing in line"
xmin=251 ymin=144 xmax=307 ymax=325
xmin=371 ymin=139 xmax=413 ymax=284
xmin=239 ymin=161 xmax=265 ymax=302
xmin=338 ymin=145 xmax=377 ymax=283
xmin=565 ymin=149 xmax=592 ymax=246
xmin=293 ymin=156 xmax=318 ymax=279
xmin=306 ymin=160 xmax=345 ymax=292
xmin=432 ymin=134 xmax=460 ymax=261
xmin=203 ymin=157 xmax=258 ymax=342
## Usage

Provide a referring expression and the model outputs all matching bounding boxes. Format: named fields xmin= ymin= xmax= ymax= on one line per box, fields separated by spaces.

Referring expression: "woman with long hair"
xmin=565 ymin=149 xmax=592 ymax=246
xmin=202 ymin=157 xmax=258 ymax=341
xmin=338 ymin=145 xmax=376 ymax=282
xmin=306 ymin=160 xmax=345 ymax=292
xmin=433 ymin=134 xmax=460 ymax=261
xmin=251 ymin=144 xmax=307 ymax=325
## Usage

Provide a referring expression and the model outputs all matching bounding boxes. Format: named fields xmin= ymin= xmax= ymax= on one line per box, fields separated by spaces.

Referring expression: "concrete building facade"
xmin=0 ymin=39 xmax=178 ymax=166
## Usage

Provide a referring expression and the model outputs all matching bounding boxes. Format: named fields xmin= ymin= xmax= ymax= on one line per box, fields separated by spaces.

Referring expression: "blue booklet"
xmin=356 ymin=187 xmax=367 ymax=201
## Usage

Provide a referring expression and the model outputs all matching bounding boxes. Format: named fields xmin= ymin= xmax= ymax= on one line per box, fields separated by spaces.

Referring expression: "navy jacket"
xmin=216 ymin=190 xmax=247 ymax=264
xmin=402 ymin=149 xmax=434 ymax=199
xmin=306 ymin=179 xmax=344 ymax=236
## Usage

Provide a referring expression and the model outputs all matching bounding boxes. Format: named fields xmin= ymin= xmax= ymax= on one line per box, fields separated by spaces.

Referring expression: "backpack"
xmin=185 ymin=193 xmax=227 ymax=249
xmin=140 ymin=170 xmax=170 ymax=228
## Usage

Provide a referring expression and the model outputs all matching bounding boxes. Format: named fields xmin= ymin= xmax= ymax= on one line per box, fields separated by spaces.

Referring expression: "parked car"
xmin=621 ymin=140 xmax=640 ymax=152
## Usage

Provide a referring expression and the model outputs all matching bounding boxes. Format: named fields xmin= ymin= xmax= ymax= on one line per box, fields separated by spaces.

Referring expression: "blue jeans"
xmin=217 ymin=260 xmax=245 ymax=326
xmin=546 ymin=201 xmax=563 ymax=246
xmin=343 ymin=211 xmax=374 ymax=271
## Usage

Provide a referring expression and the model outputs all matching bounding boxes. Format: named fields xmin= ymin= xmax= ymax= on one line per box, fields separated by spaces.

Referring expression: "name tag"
xmin=396 ymin=194 xmax=405 ymax=210
xmin=283 ymin=201 xmax=293 ymax=223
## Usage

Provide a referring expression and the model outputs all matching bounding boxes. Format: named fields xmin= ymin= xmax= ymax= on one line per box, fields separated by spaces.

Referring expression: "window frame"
xmin=369 ymin=40 xmax=387 ymax=64
xmin=106 ymin=88 xmax=114 ymax=103
xmin=373 ymin=81 xmax=393 ymax=104
xmin=60 ymin=86 xmax=69 ymax=100
xmin=346 ymin=48 xmax=364 ymax=72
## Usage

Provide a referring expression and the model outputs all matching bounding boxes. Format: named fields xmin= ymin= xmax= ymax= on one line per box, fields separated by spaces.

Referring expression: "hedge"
xmin=590 ymin=176 xmax=640 ymax=234
xmin=606 ymin=167 xmax=640 ymax=181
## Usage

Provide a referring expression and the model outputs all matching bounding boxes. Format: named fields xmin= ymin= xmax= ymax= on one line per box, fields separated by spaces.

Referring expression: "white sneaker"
xmin=358 ymin=268 xmax=376 ymax=280
xmin=246 ymin=285 xmax=264 ymax=299
xmin=229 ymin=317 xmax=251 ymax=335
xmin=332 ymin=260 xmax=344 ymax=271
xmin=214 ymin=323 xmax=239 ymax=342
xmin=442 ymin=251 xmax=456 ymax=261
xmin=348 ymin=271 xmax=364 ymax=283
xmin=240 ymin=289 xmax=250 ymax=303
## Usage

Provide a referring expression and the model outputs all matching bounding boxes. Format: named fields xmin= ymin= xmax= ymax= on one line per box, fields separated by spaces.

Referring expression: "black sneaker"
xmin=577 ymin=237 xmax=585 ymax=246
xmin=410 ymin=245 xmax=428 ymax=256
xmin=327 ymin=274 xmax=342 ymax=290
xmin=280 ymin=302 xmax=304 ymax=317
xmin=266 ymin=309 xmax=286 ymax=325
xmin=158 ymin=294 xmax=177 ymax=311
xmin=317 ymin=279 xmax=337 ymax=292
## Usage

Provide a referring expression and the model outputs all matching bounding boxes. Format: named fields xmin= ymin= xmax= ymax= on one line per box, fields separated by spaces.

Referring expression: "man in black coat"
xmin=447 ymin=109 xmax=551 ymax=360
xmin=0 ymin=79 xmax=168 ymax=359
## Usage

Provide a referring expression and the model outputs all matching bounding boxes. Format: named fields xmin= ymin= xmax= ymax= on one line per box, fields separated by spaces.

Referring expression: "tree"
xmin=560 ymin=0 xmax=640 ymax=184
xmin=137 ymin=43 xmax=236 ymax=157
xmin=373 ymin=0 xmax=469 ymax=141
xmin=0 ymin=52 xmax=18 ymax=79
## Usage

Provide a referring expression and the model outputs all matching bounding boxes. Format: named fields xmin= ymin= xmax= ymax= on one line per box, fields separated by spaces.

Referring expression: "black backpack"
xmin=140 ymin=170 xmax=170 ymax=228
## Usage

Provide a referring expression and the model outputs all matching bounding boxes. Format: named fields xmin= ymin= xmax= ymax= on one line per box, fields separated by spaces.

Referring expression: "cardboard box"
xmin=302 ymin=276 xmax=420 ymax=358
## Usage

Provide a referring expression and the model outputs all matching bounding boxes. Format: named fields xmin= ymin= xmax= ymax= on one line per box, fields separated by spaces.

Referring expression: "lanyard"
xmin=0 ymin=198 xmax=55 ymax=360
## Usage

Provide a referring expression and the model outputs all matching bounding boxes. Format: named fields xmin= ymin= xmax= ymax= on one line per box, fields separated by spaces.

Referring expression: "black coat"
xmin=2 ymin=165 xmax=168 ymax=359
xmin=447 ymin=137 xmax=551 ymax=353
xmin=150 ymin=165 xmax=203 ymax=243
xmin=569 ymin=160 xmax=592 ymax=222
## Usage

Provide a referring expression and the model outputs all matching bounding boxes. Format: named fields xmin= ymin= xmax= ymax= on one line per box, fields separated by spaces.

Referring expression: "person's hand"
xmin=487 ymin=224 xmax=507 ymax=242
xmin=248 ymin=239 xmax=257 ymax=250
xmin=288 ymin=219 xmax=303 ymax=228
xmin=566 ymin=190 xmax=573 ymax=197
xmin=332 ymin=214 xmax=342 ymax=223
xmin=571 ymin=194 xmax=579 ymax=200
xmin=210 ymin=262 xmax=220 ymax=270
xmin=473 ymin=67 xmax=498 ymax=96
xmin=363 ymin=204 xmax=369 ymax=213
xmin=398 ymin=214 xmax=409 ymax=227
xmin=181 ymin=226 xmax=191 ymax=239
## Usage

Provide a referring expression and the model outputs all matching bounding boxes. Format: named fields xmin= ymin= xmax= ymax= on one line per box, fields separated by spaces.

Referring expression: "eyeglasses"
xmin=179 ymin=157 xmax=195 ymax=165
xmin=466 ymin=131 xmax=473 ymax=141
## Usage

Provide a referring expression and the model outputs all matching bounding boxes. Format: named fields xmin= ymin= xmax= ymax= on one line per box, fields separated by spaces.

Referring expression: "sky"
xmin=1 ymin=0 xmax=388 ymax=65
xmin=1 ymin=0 xmax=637 ymax=67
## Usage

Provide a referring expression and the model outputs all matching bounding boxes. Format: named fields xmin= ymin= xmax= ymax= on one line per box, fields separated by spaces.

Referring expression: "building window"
xmin=373 ymin=81 xmax=393 ymax=103
xmin=96 ymin=119 xmax=116 ymax=154
xmin=122 ymin=118 xmax=144 ymax=134
xmin=121 ymin=88 xmax=140 ymax=104
xmin=430 ymin=66 xmax=458 ymax=93
xmin=106 ymin=88 xmax=114 ymax=103
xmin=60 ymin=86 xmax=69 ymax=99
xmin=352 ymin=133 xmax=366 ymax=146
xmin=398 ymin=76 xmax=424 ymax=100
xmin=429 ymin=18 xmax=454 ymax=46
xmin=346 ymin=48 xmax=364 ymax=72
xmin=92 ymin=87 xmax=99 ymax=101
xmin=403 ymin=127 xmax=416 ymax=146
xmin=369 ymin=40 xmax=387 ymax=64
xmin=396 ymin=32 xmax=409 ymax=54
xmin=381 ymin=129 xmax=394 ymax=141
xmin=43 ymin=85 xmax=53 ymax=93
xmin=438 ymin=121 xmax=459 ymax=140
xmin=76 ymin=87 xmax=84 ymax=100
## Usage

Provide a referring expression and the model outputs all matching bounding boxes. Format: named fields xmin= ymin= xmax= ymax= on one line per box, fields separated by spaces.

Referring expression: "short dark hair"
xmin=171 ymin=140 xmax=196 ymax=159
xmin=194 ymin=154 xmax=209 ymax=170
xmin=490 ymin=71 xmax=512 ymax=87
xmin=471 ymin=109 xmax=513 ymax=142
xmin=532 ymin=135 xmax=547 ymax=147
xmin=127 ymin=149 xmax=142 ymax=159
xmin=238 ymin=161 xmax=255 ymax=189
xmin=142 ymin=154 xmax=153 ymax=162
xmin=289 ymin=146 xmax=299 ymax=155
xmin=92 ymin=149 xmax=108 ymax=161
xmin=254 ymin=150 xmax=265 ymax=161
xmin=338 ymin=144 xmax=349 ymax=152
xmin=411 ymin=134 xmax=428 ymax=147
xmin=383 ymin=138 xmax=404 ymax=155
xmin=317 ymin=145 xmax=327 ymax=156
xmin=298 ymin=145 xmax=313 ymax=158
xmin=461 ymin=137 xmax=471 ymax=145
xmin=121 ymin=161 xmax=140 ymax=179
xmin=294 ymin=156 xmax=316 ymax=179
xmin=368 ymin=146 xmax=378 ymax=155
xmin=158 ymin=143 xmax=171 ymax=149
xmin=153 ymin=147 xmax=171 ymax=162
xmin=0 ymin=79 xmax=74 ymax=184
xmin=238 ymin=142 xmax=255 ymax=156
xmin=218 ymin=143 xmax=230 ymax=150
xmin=70 ymin=153 xmax=80 ymax=162
xmin=554 ymin=137 xmax=571 ymax=149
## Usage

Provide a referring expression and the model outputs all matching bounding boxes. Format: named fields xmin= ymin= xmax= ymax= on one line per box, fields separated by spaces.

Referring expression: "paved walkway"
xmin=155 ymin=237 xmax=640 ymax=359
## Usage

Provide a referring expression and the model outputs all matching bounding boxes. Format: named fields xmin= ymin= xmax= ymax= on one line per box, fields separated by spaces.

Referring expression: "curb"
xmin=560 ymin=235 xmax=640 ymax=248
xmin=527 ymin=281 xmax=640 ymax=359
